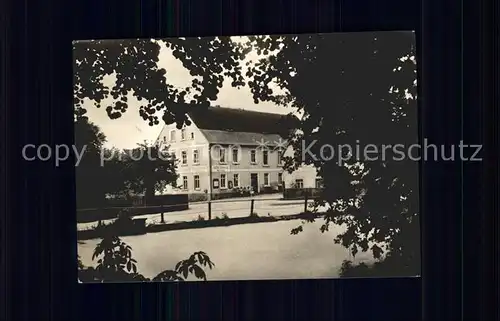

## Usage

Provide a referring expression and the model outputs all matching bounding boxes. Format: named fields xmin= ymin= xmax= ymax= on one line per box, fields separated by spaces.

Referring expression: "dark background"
xmin=2 ymin=0 xmax=498 ymax=320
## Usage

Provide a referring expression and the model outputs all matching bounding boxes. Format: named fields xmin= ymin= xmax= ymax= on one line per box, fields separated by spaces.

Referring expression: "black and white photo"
xmin=74 ymin=32 xmax=420 ymax=282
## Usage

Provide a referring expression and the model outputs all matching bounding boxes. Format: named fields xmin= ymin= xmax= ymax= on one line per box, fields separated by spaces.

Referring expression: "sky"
xmin=83 ymin=37 xmax=294 ymax=150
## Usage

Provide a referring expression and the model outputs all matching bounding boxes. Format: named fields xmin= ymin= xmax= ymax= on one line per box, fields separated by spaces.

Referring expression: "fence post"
xmin=250 ymin=199 xmax=255 ymax=216
xmin=160 ymin=204 xmax=165 ymax=224
xmin=208 ymin=201 xmax=212 ymax=220
xmin=304 ymin=191 xmax=309 ymax=213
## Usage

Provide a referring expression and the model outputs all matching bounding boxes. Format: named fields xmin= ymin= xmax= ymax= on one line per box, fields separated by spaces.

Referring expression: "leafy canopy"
xmin=118 ymin=142 xmax=178 ymax=199
xmin=243 ymin=33 xmax=419 ymax=276
xmin=75 ymin=120 xmax=179 ymax=205
xmin=73 ymin=38 xmax=249 ymax=127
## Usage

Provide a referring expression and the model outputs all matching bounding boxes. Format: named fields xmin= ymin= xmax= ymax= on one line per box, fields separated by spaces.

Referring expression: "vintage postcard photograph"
xmin=74 ymin=31 xmax=420 ymax=282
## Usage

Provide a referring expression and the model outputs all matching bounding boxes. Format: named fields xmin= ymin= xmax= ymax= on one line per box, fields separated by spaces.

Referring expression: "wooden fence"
xmin=77 ymin=189 xmax=321 ymax=224
xmin=77 ymin=194 xmax=188 ymax=223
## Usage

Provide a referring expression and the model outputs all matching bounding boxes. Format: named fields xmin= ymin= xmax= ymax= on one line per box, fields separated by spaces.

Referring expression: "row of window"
xmin=216 ymin=147 xmax=277 ymax=165
xmin=180 ymin=175 xmax=323 ymax=190
xmin=181 ymin=173 xmax=284 ymax=190
xmin=163 ymin=129 xmax=194 ymax=143
xmin=175 ymin=148 xmax=282 ymax=165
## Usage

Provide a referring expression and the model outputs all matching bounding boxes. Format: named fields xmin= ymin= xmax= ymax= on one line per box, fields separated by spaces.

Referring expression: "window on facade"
xmin=278 ymin=173 xmax=283 ymax=185
xmin=181 ymin=151 xmax=187 ymax=165
xmin=194 ymin=175 xmax=200 ymax=190
xmin=181 ymin=128 xmax=186 ymax=140
xmin=191 ymin=132 xmax=194 ymax=140
xmin=250 ymin=149 xmax=257 ymax=163
xmin=315 ymin=178 xmax=323 ymax=188
xmin=163 ymin=136 xmax=167 ymax=143
xmin=295 ymin=179 xmax=304 ymax=189
xmin=277 ymin=150 xmax=283 ymax=165
xmin=182 ymin=176 xmax=188 ymax=190
xmin=232 ymin=147 xmax=239 ymax=163
xmin=193 ymin=149 xmax=199 ymax=164
xmin=220 ymin=174 xmax=226 ymax=188
xmin=219 ymin=148 xmax=226 ymax=163
xmin=170 ymin=130 xmax=176 ymax=142
xmin=233 ymin=174 xmax=239 ymax=187
xmin=263 ymin=150 xmax=269 ymax=165
xmin=264 ymin=173 xmax=270 ymax=186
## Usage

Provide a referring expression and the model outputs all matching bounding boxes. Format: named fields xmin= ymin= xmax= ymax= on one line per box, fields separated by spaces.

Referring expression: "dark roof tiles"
xmin=199 ymin=129 xmax=284 ymax=145
xmin=187 ymin=106 xmax=297 ymax=136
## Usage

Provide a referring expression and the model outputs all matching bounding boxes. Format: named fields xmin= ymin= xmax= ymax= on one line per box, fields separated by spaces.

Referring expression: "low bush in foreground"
xmin=339 ymin=252 xmax=420 ymax=278
xmin=78 ymin=234 xmax=215 ymax=282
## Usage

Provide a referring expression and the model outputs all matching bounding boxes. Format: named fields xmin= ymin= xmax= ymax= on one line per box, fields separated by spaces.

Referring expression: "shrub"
xmin=339 ymin=252 xmax=419 ymax=278
xmin=189 ymin=193 xmax=208 ymax=202
xmin=259 ymin=186 xmax=274 ymax=194
xmin=115 ymin=209 xmax=133 ymax=223
xmin=78 ymin=234 xmax=215 ymax=282
xmin=77 ymin=255 xmax=85 ymax=270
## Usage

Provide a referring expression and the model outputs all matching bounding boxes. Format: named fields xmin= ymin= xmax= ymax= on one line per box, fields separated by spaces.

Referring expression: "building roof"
xmin=188 ymin=106 xmax=297 ymax=134
xmin=200 ymin=130 xmax=284 ymax=146
xmin=188 ymin=106 xmax=298 ymax=145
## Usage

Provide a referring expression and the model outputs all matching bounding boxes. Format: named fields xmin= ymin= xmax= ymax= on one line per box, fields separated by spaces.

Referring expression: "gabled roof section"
xmin=199 ymin=130 xmax=284 ymax=146
xmin=187 ymin=106 xmax=298 ymax=136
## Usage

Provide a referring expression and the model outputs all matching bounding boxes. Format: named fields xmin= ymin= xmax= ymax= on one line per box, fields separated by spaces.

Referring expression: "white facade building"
xmin=155 ymin=106 xmax=319 ymax=195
